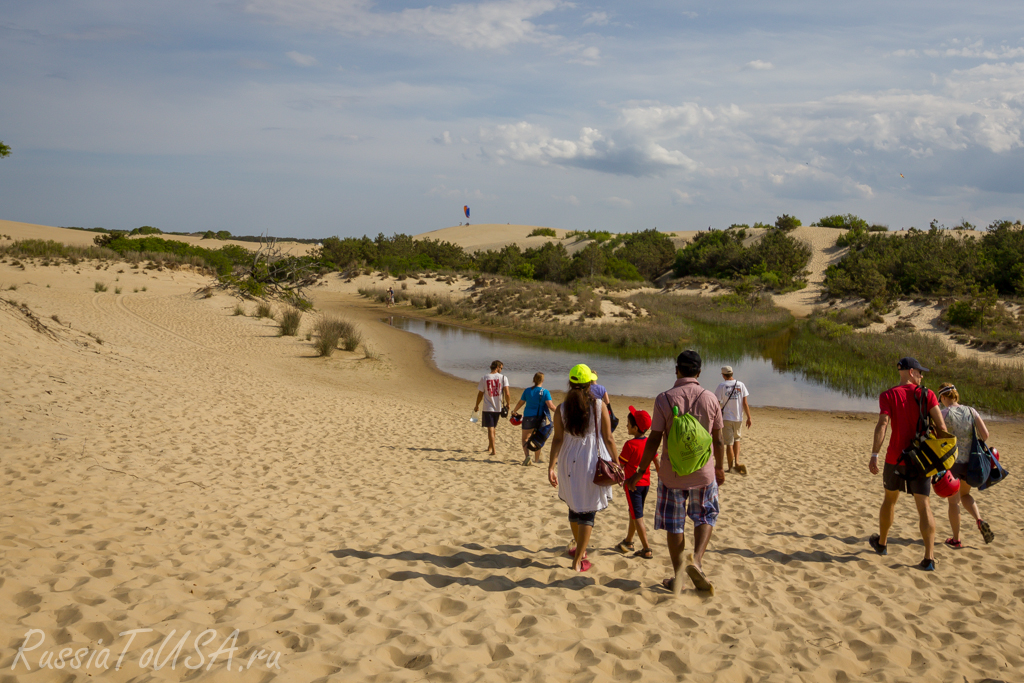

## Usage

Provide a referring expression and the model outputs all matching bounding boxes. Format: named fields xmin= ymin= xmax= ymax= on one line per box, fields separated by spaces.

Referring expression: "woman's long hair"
xmin=562 ymin=381 xmax=593 ymax=437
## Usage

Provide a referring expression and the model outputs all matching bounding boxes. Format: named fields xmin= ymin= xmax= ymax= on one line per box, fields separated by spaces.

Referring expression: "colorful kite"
xmin=464 ymin=205 xmax=470 ymax=218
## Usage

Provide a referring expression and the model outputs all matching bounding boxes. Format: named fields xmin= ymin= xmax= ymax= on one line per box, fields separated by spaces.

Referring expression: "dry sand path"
xmin=2 ymin=254 xmax=1023 ymax=682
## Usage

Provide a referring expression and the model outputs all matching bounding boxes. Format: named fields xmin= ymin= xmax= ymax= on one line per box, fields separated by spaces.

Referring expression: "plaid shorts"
xmin=654 ymin=481 xmax=720 ymax=534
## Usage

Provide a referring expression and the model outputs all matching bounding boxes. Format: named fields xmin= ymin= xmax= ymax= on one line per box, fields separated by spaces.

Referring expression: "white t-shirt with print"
xmin=715 ymin=380 xmax=749 ymax=422
xmin=478 ymin=373 xmax=510 ymax=413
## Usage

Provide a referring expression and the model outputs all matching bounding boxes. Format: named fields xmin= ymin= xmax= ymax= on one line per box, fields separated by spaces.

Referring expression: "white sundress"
xmin=557 ymin=402 xmax=614 ymax=514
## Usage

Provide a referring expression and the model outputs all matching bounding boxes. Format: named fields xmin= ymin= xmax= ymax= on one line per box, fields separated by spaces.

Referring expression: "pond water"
xmin=386 ymin=316 xmax=879 ymax=412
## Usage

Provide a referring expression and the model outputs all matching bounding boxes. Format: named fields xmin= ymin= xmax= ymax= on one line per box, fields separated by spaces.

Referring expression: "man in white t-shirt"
xmin=474 ymin=360 xmax=511 ymax=456
xmin=714 ymin=366 xmax=752 ymax=473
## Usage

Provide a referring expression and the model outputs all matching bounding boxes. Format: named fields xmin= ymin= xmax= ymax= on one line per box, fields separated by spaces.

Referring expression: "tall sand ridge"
xmin=1 ymin=218 xmax=1023 ymax=681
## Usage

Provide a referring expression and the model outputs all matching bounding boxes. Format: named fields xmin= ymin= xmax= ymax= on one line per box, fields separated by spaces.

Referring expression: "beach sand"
xmin=2 ymin=226 xmax=1024 ymax=682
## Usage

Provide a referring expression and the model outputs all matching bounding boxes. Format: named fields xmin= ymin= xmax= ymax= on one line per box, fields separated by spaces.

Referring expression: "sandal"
xmin=634 ymin=547 xmax=653 ymax=559
xmin=661 ymin=577 xmax=675 ymax=591
xmin=574 ymin=559 xmax=592 ymax=572
xmin=686 ymin=564 xmax=715 ymax=594
xmin=978 ymin=520 xmax=995 ymax=544
xmin=615 ymin=540 xmax=635 ymax=554
xmin=944 ymin=537 xmax=963 ymax=549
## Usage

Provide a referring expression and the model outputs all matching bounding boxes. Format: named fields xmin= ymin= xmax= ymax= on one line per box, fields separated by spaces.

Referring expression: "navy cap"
xmin=897 ymin=357 xmax=929 ymax=372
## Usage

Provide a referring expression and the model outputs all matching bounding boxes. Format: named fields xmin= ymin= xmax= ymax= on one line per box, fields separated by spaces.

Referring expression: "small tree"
xmin=775 ymin=214 xmax=802 ymax=231
xmin=0 ymin=141 xmax=10 ymax=158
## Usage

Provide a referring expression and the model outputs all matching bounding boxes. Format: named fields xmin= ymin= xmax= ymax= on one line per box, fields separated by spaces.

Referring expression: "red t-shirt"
xmin=880 ymin=383 xmax=938 ymax=465
xmin=619 ymin=437 xmax=650 ymax=486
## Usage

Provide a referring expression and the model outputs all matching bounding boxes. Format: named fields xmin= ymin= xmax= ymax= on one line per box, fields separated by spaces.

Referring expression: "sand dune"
xmin=2 ymin=242 xmax=1023 ymax=682
xmin=0 ymin=218 xmax=316 ymax=257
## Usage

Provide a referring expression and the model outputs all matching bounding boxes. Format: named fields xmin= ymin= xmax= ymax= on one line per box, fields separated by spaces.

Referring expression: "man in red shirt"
xmin=869 ymin=357 xmax=949 ymax=571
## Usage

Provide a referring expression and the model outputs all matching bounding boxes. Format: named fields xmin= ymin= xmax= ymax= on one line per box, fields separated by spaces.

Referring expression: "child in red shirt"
xmin=615 ymin=406 xmax=658 ymax=559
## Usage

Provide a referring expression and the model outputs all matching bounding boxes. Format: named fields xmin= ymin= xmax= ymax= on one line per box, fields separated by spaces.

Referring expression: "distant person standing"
xmin=511 ymin=372 xmax=557 ymax=466
xmin=937 ymin=383 xmax=995 ymax=547
xmin=868 ymin=357 xmax=949 ymax=572
xmin=590 ymin=374 xmax=617 ymax=430
xmin=386 ymin=286 xmax=395 ymax=308
xmin=714 ymin=366 xmax=751 ymax=474
xmin=474 ymin=360 xmax=511 ymax=457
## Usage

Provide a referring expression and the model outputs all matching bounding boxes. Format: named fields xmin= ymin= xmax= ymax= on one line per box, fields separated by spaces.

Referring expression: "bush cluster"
xmin=825 ymin=220 xmax=1024 ymax=301
xmin=672 ymin=228 xmax=812 ymax=291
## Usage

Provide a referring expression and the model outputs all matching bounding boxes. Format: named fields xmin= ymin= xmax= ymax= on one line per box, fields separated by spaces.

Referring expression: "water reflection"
xmin=388 ymin=317 xmax=878 ymax=412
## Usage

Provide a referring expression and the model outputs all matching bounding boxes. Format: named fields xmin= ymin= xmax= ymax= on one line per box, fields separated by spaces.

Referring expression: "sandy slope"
xmin=0 ymin=219 xmax=316 ymax=256
xmin=2 ymin=249 xmax=1023 ymax=682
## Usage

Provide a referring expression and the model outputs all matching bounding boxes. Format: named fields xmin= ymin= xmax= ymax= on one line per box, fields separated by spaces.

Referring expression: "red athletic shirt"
xmin=880 ymin=383 xmax=938 ymax=465
xmin=619 ymin=437 xmax=650 ymax=486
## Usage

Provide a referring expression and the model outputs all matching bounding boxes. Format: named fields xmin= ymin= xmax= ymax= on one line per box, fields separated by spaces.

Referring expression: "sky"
xmin=1 ymin=1 xmax=1023 ymax=239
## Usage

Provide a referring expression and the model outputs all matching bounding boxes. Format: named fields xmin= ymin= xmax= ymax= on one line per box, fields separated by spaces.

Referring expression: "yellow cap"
xmin=569 ymin=363 xmax=597 ymax=384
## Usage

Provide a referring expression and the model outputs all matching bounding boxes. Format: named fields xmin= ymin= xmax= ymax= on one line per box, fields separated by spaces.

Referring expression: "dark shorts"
xmin=625 ymin=485 xmax=649 ymax=520
xmin=522 ymin=416 xmax=543 ymax=430
xmin=568 ymin=509 xmax=597 ymax=527
xmin=481 ymin=411 xmax=500 ymax=428
xmin=882 ymin=462 xmax=930 ymax=496
xmin=950 ymin=461 xmax=969 ymax=481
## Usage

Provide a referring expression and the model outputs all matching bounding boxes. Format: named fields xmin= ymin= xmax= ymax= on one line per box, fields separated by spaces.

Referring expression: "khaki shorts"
xmin=722 ymin=420 xmax=743 ymax=445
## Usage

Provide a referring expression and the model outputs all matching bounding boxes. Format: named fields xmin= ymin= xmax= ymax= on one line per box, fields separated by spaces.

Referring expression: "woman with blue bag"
xmin=938 ymin=383 xmax=996 ymax=547
xmin=511 ymin=372 xmax=557 ymax=466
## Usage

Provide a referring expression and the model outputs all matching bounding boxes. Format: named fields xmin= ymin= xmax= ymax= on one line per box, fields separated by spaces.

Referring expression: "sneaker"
xmin=869 ymin=533 xmax=888 ymax=556
xmin=918 ymin=559 xmax=936 ymax=571
xmin=944 ymin=537 xmax=964 ymax=549
xmin=978 ymin=520 xmax=995 ymax=544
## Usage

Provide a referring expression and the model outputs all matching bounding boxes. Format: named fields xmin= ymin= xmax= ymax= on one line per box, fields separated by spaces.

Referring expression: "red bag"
xmin=592 ymin=401 xmax=624 ymax=486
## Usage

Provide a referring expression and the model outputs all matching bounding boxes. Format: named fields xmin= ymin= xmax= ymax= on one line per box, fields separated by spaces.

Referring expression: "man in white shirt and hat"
xmin=714 ymin=366 xmax=752 ymax=474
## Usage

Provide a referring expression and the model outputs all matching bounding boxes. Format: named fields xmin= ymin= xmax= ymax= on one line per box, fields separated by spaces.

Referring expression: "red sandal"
xmin=944 ymin=537 xmax=963 ymax=549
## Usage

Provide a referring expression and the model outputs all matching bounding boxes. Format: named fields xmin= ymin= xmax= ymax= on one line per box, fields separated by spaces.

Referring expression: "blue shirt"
xmin=520 ymin=386 xmax=552 ymax=417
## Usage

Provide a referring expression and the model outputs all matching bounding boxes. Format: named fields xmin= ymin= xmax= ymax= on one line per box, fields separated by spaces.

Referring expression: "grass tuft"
xmin=94 ymin=282 xmax=107 ymax=292
xmin=279 ymin=307 xmax=302 ymax=336
xmin=313 ymin=316 xmax=360 ymax=356
xmin=255 ymin=301 xmax=273 ymax=319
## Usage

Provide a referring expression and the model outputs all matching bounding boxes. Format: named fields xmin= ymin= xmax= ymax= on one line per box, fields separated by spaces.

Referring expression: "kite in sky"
xmin=464 ymin=205 xmax=470 ymax=218
xmin=900 ymin=173 xmax=905 ymax=178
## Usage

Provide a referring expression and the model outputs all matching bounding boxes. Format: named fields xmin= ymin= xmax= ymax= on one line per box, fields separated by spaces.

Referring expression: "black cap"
xmin=897 ymin=357 xmax=929 ymax=372
xmin=676 ymin=349 xmax=702 ymax=371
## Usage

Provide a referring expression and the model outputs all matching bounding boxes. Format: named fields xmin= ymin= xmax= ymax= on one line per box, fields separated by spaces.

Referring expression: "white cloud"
xmin=480 ymin=120 xmax=697 ymax=176
xmin=744 ymin=60 xmax=773 ymax=71
xmin=568 ymin=46 xmax=601 ymax=66
xmin=247 ymin=0 xmax=567 ymax=51
xmin=603 ymin=196 xmax=633 ymax=208
xmin=671 ymin=189 xmax=694 ymax=205
xmin=434 ymin=130 xmax=454 ymax=145
xmin=286 ymin=51 xmax=319 ymax=66
xmin=553 ymin=194 xmax=580 ymax=205
xmin=582 ymin=11 xmax=608 ymax=26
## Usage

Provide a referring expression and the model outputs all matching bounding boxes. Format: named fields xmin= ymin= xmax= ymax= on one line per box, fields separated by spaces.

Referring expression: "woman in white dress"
xmin=547 ymin=364 xmax=617 ymax=572
xmin=938 ymin=383 xmax=995 ymax=547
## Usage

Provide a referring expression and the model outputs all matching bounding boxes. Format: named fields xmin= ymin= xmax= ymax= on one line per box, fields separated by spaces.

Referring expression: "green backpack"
xmin=667 ymin=405 xmax=712 ymax=476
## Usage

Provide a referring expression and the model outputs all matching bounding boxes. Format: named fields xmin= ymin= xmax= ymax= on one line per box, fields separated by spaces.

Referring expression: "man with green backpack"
xmin=626 ymin=350 xmax=726 ymax=595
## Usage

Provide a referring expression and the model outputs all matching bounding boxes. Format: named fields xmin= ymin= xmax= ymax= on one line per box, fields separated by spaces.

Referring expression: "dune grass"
xmin=314 ymin=316 xmax=361 ymax=356
xmin=785 ymin=310 xmax=1024 ymax=414
xmin=279 ymin=307 xmax=302 ymax=336
xmin=255 ymin=302 xmax=273 ymax=319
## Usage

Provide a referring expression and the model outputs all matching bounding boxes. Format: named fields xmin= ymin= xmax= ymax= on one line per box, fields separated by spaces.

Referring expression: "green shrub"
xmin=673 ymin=228 xmax=810 ymax=290
xmin=279 ymin=307 xmax=302 ymax=336
xmin=255 ymin=302 xmax=273 ymax=319
xmin=775 ymin=214 xmax=802 ymax=231
xmin=215 ymin=230 xmax=232 ymax=240
xmin=816 ymin=214 xmax=868 ymax=231
xmin=130 ymin=226 xmax=162 ymax=236
xmin=94 ymin=282 xmax=107 ymax=292
xmin=528 ymin=228 xmax=558 ymax=238
xmin=233 ymin=303 xmax=245 ymax=316
xmin=313 ymin=316 xmax=348 ymax=356
xmin=945 ymin=300 xmax=985 ymax=328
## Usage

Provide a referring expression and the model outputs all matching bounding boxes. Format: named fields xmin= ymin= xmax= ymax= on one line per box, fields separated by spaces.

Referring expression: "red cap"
xmin=628 ymin=405 xmax=652 ymax=432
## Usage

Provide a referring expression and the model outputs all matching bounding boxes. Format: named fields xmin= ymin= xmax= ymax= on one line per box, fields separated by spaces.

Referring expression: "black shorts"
xmin=522 ymin=416 xmax=543 ymax=430
xmin=481 ymin=411 xmax=500 ymax=428
xmin=882 ymin=462 xmax=930 ymax=496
